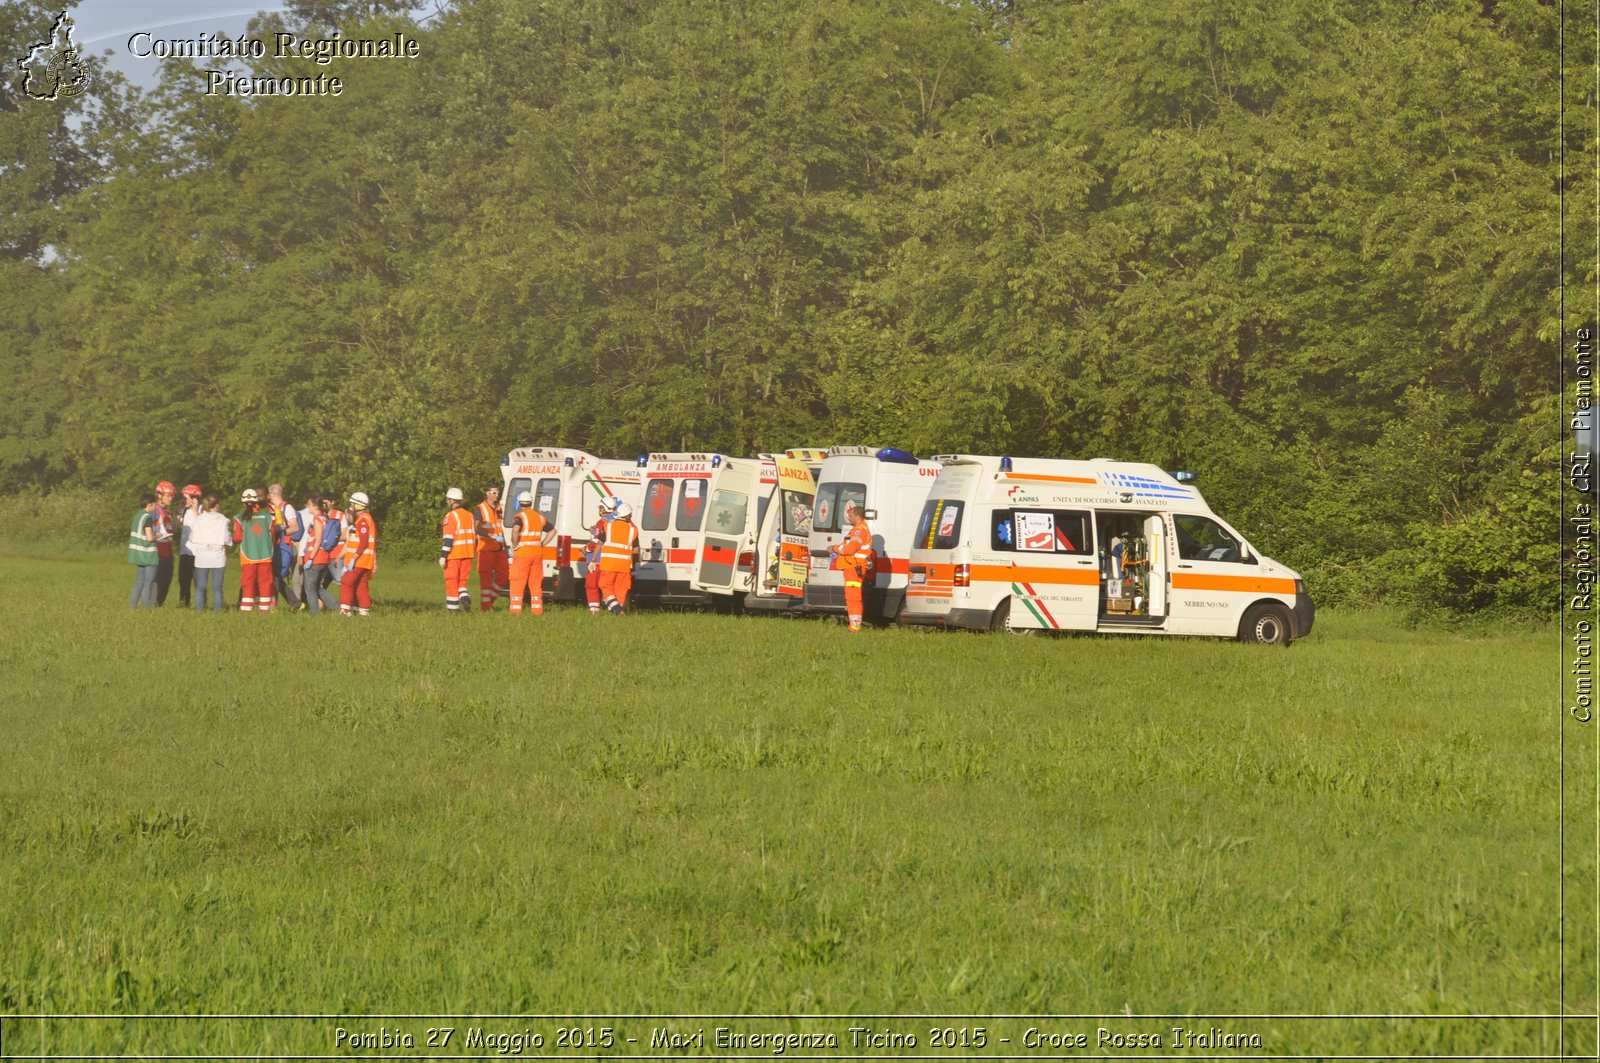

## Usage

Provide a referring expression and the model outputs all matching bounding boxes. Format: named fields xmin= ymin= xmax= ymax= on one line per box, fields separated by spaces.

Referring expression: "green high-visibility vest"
xmin=128 ymin=511 xmax=157 ymax=566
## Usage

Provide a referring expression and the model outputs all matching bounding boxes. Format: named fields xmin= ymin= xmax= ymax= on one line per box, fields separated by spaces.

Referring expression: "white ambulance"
xmin=899 ymin=455 xmax=1314 ymax=644
xmin=689 ymin=448 xmax=827 ymax=613
xmin=500 ymin=447 xmax=642 ymax=603
xmin=632 ymin=452 xmax=736 ymax=605
xmin=802 ymin=446 xmax=943 ymax=623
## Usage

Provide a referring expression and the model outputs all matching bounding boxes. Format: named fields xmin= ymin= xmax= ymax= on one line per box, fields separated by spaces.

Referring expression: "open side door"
xmin=692 ymin=458 xmax=760 ymax=594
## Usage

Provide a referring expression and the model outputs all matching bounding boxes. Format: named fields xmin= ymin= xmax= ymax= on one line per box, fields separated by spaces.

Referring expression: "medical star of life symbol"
xmin=18 ymin=10 xmax=88 ymax=101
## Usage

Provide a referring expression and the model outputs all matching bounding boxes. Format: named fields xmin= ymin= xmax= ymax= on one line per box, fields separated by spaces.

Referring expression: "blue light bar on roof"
xmin=501 ymin=455 xmax=510 ymax=466
xmin=876 ymin=447 xmax=918 ymax=465
xmin=1000 ymin=456 xmax=1012 ymax=472
xmin=1170 ymin=470 xmax=1197 ymax=483
xmin=711 ymin=455 xmax=722 ymax=468
xmin=564 ymin=456 xmax=574 ymax=467
xmin=637 ymin=454 xmax=648 ymax=466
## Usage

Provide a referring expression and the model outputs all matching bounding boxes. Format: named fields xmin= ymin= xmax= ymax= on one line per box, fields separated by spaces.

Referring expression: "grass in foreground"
xmin=0 ymin=548 xmax=1586 ymax=1056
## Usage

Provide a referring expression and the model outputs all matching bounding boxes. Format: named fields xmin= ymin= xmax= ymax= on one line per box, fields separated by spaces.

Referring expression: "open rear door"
xmin=692 ymin=458 xmax=760 ymax=594
xmin=772 ymin=457 xmax=816 ymax=599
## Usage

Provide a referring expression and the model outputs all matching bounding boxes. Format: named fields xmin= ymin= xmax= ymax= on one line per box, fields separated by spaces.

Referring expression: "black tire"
xmin=989 ymin=598 xmax=1035 ymax=635
xmin=1239 ymin=602 xmax=1293 ymax=646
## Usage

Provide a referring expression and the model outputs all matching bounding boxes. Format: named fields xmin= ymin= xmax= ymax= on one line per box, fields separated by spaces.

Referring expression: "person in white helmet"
xmin=439 ymin=486 xmax=477 ymax=612
xmin=596 ymin=501 xmax=640 ymax=615
xmin=231 ymin=488 xmax=278 ymax=613
xmin=582 ymin=495 xmax=619 ymax=615
xmin=506 ymin=489 xmax=551 ymax=616
xmin=339 ymin=491 xmax=377 ymax=616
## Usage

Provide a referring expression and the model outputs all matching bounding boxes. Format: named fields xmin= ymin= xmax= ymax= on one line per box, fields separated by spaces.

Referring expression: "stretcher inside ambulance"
xmin=501 ymin=447 xmax=642 ymax=602
xmin=802 ymin=446 xmax=943 ymax=623
xmin=900 ymin=455 xmax=1314 ymax=644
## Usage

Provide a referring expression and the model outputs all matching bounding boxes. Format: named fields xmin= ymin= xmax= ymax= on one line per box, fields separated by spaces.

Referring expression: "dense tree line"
xmin=0 ymin=0 xmax=1582 ymax=615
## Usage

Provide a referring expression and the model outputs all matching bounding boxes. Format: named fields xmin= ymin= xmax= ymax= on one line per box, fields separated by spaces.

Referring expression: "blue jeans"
xmin=303 ymin=563 xmax=341 ymax=615
xmin=193 ymin=567 xmax=225 ymax=611
xmin=130 ymin=565 xmax=157 ymax=609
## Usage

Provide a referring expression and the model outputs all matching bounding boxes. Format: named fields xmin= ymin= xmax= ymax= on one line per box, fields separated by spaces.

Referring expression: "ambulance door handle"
xmin=672 ymin=537 xmax=679 ymax=548
xmin=1177 ymin=563 xmax=1195 ymax=569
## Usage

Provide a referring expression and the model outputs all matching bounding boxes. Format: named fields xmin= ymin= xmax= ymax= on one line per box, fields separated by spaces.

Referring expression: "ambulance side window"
xmin=677 ymin=477 xmax=708 ymax=531
xmin=643 ymin=480 xmax=674 ymax=532
xmin=534 ymin=478 xmax=560 ymax=518
xmin=1174 ymin=514 xmax=1246 ymax=563
xmin=993 ymin=509 xmax=1092 ymax=554
xmin=506 ymin=478 xmax=531 ymax=522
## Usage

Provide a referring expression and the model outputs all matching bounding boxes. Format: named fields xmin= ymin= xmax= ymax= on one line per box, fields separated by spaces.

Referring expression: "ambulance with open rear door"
xmin=802 ymin=446 xmax=943 ymax=623
xmin=500 ymin=447 xmax=642 ymax=603
xmin=900 ymin=455 xmax=1314 ymax=644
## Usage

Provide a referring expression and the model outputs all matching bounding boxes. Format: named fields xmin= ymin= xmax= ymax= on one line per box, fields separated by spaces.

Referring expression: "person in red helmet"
xmin=152 ymin=481 xmax=177 ymax=605
xmin=176 ymin=484 xmax=202 ymax=607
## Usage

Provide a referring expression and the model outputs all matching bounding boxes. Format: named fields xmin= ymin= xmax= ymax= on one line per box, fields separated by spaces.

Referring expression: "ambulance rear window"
xmin=505 ymin=478 xmax=531 ymax=522
xmin=813 ymin=482 xmax=865 ymax=533
xmin=534 ymin=478 xmax=560 ymax=518
xmin=643 ymin=480 xmax=674 ymax=531
xmin=677 ymin=477 xmax=709 ymax=531
xmin=915 ymin=499 xmax=963 ymax=550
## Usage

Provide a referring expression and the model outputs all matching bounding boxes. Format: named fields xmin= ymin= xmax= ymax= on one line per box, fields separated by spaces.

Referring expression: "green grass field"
xmin=0 ymin=547 xmax=1591 ymax=1058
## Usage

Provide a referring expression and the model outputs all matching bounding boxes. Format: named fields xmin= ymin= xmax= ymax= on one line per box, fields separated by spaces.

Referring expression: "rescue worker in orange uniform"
xmin=597 ymin=502 xmax=640 ymax=616
xmin=835 ymin=501 xmax=875 ymax=632
xmin=474 ymin=485 xmax=509 ymax=611
xmin=582 ymin=495 xmax=618 ymax=615
xmin=507 ymin=490 xmax=550 ymax=616
xmin=339 ymin=491 xmax=377 ymax=616
xmin=439 ymin=487 xmax=477 ymax=612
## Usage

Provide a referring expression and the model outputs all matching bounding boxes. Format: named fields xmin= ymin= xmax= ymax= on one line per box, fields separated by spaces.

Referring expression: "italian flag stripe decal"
xmin=1013 ymin=582 xmax=1059 ymax=629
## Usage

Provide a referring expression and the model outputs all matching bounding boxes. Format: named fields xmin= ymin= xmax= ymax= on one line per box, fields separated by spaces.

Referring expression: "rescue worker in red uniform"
xmin=597 ymin=502 xmax=640 ymax=616
xmin=439 ymin=487 xmax=477 ymax=612
xmin=474 ymin=485 xmax=509 ymax=611
xmin=507 ymin=490 xmax=549 ymax=616
xmin=583 ymin=495 xmax=618 ymax=615
xmin=835 ymin=501 xmax=875 ymax=632
xmin=339 ymin=491 xmax=377 ymax=616
xmin=232 ymin=488 xmax=278 ymax=613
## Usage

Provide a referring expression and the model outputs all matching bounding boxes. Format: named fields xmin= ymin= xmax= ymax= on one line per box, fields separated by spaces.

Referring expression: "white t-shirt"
xmin=178 ymin=503 xmax=202 ymax=556
xmin=186 ymin=511 xmax=232 ymax=569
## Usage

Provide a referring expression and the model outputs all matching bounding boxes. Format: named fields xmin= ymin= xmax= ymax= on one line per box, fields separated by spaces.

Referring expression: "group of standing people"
xmin=436 ymin=485 xmax=639 ymax=617
xmin=128 ymin=480 xmax=377 ymax=615
xmin=127 ymin=478 xmax=656 ymax=618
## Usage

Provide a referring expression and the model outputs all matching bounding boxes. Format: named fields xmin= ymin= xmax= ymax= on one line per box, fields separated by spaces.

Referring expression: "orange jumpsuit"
xmin=339 ymin=511 xmax=377 ymax=615
xmin=597 ymin=518 xmax=639 ymax=615
xmin=475 ymin=499 xmax=509 ymax=611
xmin=508 ymin=508 xmax=548 ymax=616
xmin=440 ymin=506 xmax=477 ymax=611
xmin=838 ymin=518 xmax=874 ymax=631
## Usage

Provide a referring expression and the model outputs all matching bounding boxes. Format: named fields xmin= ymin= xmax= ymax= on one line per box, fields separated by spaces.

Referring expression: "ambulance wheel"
xmin=1239 ymin=603 xmax=1292 ymax=646
xmin=990 ymin=598 xmax=1035 ymax=636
